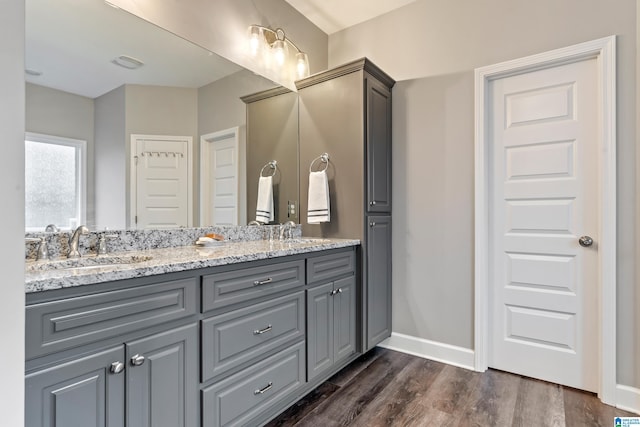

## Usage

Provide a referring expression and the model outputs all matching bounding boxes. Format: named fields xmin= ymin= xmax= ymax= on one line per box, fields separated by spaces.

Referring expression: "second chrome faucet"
xmin=67 ymin=225 xmax=89 ymax=258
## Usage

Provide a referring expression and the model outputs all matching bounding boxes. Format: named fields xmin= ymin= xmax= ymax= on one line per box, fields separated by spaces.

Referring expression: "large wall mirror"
xmin=25 ymin=0 xmax=299 ymax=231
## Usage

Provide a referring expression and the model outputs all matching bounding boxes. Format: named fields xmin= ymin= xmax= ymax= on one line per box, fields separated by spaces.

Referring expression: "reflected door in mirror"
xmin=132 ymin=135 xmax=193 ymax=229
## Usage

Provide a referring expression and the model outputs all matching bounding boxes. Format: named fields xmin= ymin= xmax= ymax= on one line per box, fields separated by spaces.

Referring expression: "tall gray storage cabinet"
xmin=297 ymin=58 xmax=394 ymax=351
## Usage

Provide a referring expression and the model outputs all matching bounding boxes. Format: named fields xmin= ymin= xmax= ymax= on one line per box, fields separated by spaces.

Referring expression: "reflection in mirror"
xmin=243 ymin=89 xmax=299 ymax=225
xmin=25 ymin=0 xmax=298 ymax=231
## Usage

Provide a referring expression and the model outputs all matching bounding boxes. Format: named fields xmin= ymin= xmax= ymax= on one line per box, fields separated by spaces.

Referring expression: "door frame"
xmin=199 ymin=127 xmax=240 ymax=226
xmin=473 ymin=36 xmax=616 ymax=403
xmin=129 ymin=134 xmax=193 ymax=229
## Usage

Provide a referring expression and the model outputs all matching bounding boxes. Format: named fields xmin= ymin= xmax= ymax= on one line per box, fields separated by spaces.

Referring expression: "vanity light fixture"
xmin=247 ymin=25 xmax=310 ymax=80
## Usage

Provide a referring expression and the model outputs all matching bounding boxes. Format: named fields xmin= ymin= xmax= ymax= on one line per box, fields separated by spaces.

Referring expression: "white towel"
xmin=307 ymin=170 xmax=330 ymax=223
xmin=255 ymin=176 xmax=274 ymax=224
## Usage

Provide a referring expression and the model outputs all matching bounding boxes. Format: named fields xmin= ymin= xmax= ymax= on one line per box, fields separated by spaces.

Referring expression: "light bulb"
xmin=272 ymin=40 xmax=286 ymax=66
xmin=296 ymin=52 xmax=309 ymax=79
xmin=248 ymin=26 xmax=261 ymax=56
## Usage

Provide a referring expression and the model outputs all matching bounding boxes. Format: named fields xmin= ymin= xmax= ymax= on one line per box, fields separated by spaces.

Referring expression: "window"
xmin=25 ymin=133 xmax=86 ymax=231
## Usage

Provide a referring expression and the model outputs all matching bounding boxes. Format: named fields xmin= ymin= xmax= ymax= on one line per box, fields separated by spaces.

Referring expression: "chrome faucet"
xmin=67 ymin=225 xmax=89 ymax=258
xmin=45 ymin=224 xmax=60 ymax=232
xmin=280 ymin=221 xmax=296 ymax=240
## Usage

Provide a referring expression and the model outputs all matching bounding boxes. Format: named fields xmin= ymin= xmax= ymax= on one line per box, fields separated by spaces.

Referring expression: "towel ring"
xmin=260 ymin=160 xmax=278 ymax=177
xmin=309 ymin=153 xmax=330 ymax=173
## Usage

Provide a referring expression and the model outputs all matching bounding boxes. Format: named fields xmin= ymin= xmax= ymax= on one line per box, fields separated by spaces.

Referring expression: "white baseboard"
xmin=378 ymin=332 xmax=475 ymax=371
xmin=617 ymin=384 xmax=640 ymax=415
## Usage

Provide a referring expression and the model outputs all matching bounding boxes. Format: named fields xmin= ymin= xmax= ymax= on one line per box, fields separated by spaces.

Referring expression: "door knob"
xmin=130 ymin=354 xmax=145 ymax=366
xmin=578 ymin=236 xmax=594 ymax=247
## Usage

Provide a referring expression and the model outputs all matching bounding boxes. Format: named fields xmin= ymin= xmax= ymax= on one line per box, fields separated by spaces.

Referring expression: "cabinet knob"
xmin=370 ymin=201 xmax=376 ymax=206
xmin=130 ymin=354 xmax=145 ymax=366
xmin=369 ymin=222 xmax=376 ymax=227
xmin=110 ymin=361 xmax=125 ymax=374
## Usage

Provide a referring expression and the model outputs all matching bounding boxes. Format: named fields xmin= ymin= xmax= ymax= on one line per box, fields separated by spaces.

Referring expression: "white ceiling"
xmin=284 ymin=0 xmax=417 ymax=34
xmin=26 ymin=0 xmax=242 ymax=99
xmin=26 ymin=0 xmax=415 ymax=99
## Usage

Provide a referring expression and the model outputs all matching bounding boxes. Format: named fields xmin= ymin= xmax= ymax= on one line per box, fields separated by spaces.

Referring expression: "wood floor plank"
xmin=456 ymin=368 xmax=522 ymax=427
xmin=512 ymin=376 xmax=565 ymax=427
xmin=267 ymin=348 xmax=636 ymax=427
xmin=264 ymin=382 xmax=340 ymax=427
xmin=328 ymin=346 xmax=384 ymax=387
xmin=349 ymin=357 xmax=446 ymax=427
xmin=563 ymin=386 xmax=636 ymax=427
xmin=293 ymin=349 xmax=414 ymax=426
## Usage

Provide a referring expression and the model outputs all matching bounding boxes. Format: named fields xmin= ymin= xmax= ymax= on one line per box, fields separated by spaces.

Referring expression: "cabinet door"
xmin=366 ymin=215 xmax=392 ymax=350
xmin=333 ymin=276 xmax=356 ymax=363
xmin=306 ymin=282 xmax=334 ymax=381
xmin=366 ymin=77 xmax=392 ymax=213
xmin=126 ymin=323 xmax=198 ymax=427
xmin=25 ymin=346 xmax=125 ymax=427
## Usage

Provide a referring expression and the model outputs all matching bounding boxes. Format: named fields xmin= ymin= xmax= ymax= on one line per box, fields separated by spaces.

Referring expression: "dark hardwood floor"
xmin=266 ymin=348 xmax=636 ymax=427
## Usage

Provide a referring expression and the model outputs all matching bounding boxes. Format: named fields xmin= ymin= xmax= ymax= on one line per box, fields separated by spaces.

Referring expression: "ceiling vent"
xmin=111 ymin=55 xmax=144 ymax=70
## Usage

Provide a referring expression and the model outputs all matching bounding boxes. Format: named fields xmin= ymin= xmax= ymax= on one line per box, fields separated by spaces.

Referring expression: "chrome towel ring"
xmin=309 ymin=153 xmax=330 ymax=173
xmin=260 ymin=160 xmax=278 ymax=177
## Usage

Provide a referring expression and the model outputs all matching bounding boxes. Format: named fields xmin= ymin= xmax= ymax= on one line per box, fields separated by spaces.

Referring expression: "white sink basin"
xmin=26 ymin=254 xmax=153 ymax=272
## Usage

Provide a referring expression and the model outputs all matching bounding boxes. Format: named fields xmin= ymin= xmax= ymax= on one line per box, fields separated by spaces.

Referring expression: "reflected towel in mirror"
xmin=307 ymin=170 xmax=330 ymax=223
xmin=256 ymin=176 xmax=274 ymax=223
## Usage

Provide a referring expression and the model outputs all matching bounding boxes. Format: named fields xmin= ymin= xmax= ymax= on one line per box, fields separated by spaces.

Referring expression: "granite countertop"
xmin=25 ymin=238 xmax=360 ymax=294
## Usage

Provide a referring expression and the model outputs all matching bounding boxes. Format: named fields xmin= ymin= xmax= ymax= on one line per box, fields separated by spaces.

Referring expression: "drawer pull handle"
xmin=254 ymin=382 xmax=273 ymax=395
xmin=253 ymin=325 xmax=273 ymax=335
xmin=130 ymin=354 xmax=145 ymax=367
xmin=253 ymin=277 xmax=273 ymax=286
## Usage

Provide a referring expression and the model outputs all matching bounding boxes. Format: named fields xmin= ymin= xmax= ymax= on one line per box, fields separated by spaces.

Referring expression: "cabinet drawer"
xmin=202 ymin=260 xmax=304 ymax=312
xmin=306 ymin=249 xmax=355 ymax=284
xmin=202 ymin=291 xmax=305 ymax=381
xmin=202 ymin=341 xmax=305 ymax=427
xmin=26 ymin=278 xmax=197 ymax=359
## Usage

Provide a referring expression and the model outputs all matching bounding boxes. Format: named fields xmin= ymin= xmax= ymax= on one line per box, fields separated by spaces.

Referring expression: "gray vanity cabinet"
xmin=366 ymin=78 xmax=392 ymax=214
xmin=297 ymin=58 xmax=395 ymax=352
xmin=25 ymin=276 xmax=198 ymax=427
xmin=366 ymin=216 xmax=392 ymax=347
xmin=306 ymin=276 xmax=357 ymax=381
xmin=306 ymin=251 xmax=357 ymax=381
xmin=126 ymin=324 xmax=198 ymax=427
xmin=25 ymin=346 xmax=125 ymax=427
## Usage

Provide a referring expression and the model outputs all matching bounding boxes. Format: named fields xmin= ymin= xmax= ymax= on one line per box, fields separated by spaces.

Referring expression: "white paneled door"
xmin=200 ymin=128 xmax=239 ymax=226
xmin=489 ymin=58 xmax=598 ymax=391
xmin=132 ymin=135 xmax=192 ymax=229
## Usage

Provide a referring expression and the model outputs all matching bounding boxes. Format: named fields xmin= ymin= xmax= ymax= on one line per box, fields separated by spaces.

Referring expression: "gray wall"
xmin=0 ymin=0 xmax=25 ymax=423
xmin=329 ymin=0 xmax=638 ymax=388
xmin=108 ymin=0 xmax=328 ymax=89
xmin=25 ymin=83 xmax=96 ymax=226
xmin=95 ymin=86 xmax=126 ymax=229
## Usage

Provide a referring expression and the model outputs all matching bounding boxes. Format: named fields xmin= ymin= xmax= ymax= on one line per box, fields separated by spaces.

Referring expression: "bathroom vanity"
xmin=24 ymin=237 xmax=361 ymax=427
